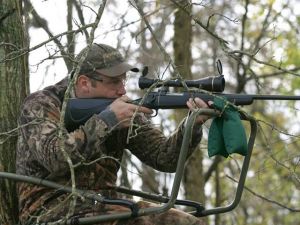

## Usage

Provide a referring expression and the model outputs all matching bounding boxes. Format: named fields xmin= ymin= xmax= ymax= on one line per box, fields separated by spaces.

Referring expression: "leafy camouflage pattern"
xmin=16 ymin=77 xmax=205 ymax=224
xmin=77 ymin=43 xmax=126 ymax=74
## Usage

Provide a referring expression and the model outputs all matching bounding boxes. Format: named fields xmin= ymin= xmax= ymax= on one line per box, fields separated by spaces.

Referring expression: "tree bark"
xmin=0 ymin=0 xmax=29 ymax=224
xmin=173 ymin=0 xmax=206 ymax=214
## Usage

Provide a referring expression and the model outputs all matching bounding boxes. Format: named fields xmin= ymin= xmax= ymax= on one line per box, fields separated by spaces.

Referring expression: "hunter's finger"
xmin=119 ymin=95 xmax=131 ymax=102
xmin=194 ymin=97 xmax=209 ymax=108
xmin=136 ymin=106 xmax=153 ymax=114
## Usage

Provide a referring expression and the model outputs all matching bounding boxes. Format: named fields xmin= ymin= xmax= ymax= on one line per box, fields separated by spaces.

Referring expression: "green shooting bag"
xmin=208 ymin=97 xmax=248 ymax=158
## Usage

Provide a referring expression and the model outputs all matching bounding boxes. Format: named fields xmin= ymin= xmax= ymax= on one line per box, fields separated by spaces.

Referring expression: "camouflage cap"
xmin=78 ymin=43 xmax=138 ymax=77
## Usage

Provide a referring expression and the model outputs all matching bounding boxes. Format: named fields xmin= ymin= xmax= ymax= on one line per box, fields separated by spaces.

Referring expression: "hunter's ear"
xmin=76 ymin=75 xmax=91 ymax=94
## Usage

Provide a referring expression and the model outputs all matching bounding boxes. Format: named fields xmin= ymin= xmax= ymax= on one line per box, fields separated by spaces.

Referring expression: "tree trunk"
xmin=0 ymin=1 xmax=29 ymax=224
xmin=173 ymin=0 xmax=206 ymax=213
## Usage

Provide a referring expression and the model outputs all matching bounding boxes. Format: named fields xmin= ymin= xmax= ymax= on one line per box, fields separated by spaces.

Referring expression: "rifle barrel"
xmin=214 ymin=94 xmax=300 ymax=106
xmin=251 ymin=94 xmax=300 ymax=101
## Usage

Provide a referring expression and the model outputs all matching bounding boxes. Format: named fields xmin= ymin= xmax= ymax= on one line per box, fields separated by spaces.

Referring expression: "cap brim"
xmin=95 ymin=62 xmax=139 ymax=77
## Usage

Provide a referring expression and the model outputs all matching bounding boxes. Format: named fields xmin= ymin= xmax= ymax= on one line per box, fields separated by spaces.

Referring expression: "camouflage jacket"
xmin=16 ymin=77 xmax=203 ymax=224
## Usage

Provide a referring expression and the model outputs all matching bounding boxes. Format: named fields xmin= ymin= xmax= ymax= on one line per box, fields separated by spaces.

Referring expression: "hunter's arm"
xmin=127 ymin=115 xmax=203 ymax=172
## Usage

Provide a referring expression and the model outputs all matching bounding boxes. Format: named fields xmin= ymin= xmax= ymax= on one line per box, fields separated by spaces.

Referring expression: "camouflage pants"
xmin=25 ymin=200 xmax=206 ymax=225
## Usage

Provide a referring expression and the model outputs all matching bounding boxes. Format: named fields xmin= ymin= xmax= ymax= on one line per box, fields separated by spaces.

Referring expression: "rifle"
xmin=64 ymin=74 xmax=300 ymax=132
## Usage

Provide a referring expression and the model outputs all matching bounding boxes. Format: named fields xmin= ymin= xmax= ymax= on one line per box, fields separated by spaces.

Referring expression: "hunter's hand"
xmin=186 ymin=97 xmax=212 ymax=124
xmin=109 ymin=96 xmax=153 ymax=128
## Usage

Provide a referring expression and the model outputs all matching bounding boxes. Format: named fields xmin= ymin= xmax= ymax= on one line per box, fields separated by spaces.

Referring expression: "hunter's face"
xmin=75 ymin=73 xmax=127 ymax=98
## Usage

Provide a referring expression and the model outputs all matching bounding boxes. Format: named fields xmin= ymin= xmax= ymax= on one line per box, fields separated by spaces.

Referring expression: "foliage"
xmin=1 ymin=0 xmax=300 ymax=224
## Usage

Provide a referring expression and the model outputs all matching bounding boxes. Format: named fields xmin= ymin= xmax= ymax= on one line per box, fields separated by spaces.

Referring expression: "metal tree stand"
xmin=0 ymin=108 xmax=257 ymax=224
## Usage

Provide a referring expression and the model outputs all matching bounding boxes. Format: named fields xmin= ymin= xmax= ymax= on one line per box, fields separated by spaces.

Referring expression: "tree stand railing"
xmin=0 ymin=108 xmax=257 ymax=224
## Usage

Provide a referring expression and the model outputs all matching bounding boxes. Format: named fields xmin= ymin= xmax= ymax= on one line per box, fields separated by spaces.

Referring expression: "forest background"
xmin=1 ymin=0 xmax=300 ymax=225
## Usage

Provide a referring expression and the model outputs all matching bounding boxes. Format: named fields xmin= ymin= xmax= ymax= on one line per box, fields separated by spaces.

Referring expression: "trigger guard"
xmin=150 ymin=110 xmax=158 ymax=117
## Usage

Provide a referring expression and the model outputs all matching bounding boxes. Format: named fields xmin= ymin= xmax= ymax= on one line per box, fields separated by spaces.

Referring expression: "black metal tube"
xmin=196 ymin=112 xmax=257 ymax=217
xmin=139 ymin=75 xmax=225 ymax=92
xmin=0 ymin=172 xmax=105 ymax=202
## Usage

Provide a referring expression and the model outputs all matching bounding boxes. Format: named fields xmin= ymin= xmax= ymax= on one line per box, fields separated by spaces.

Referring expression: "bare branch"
xmin=227 ymin=175 xmax=300 ymax=212
xmin=170 ymin=0 xmax=229 ymax=49
xmin=73 ymin=0 xmax=89 ymax=40
xmin=0 ymin=23 xmax=94 ymax=63
xmin=228 ymin=49 xmax=300 ymax=77
xmin=131 ymin=0 xmax=190 ymax=91
xmin=23 ymin=0 xmax=72 ymax=70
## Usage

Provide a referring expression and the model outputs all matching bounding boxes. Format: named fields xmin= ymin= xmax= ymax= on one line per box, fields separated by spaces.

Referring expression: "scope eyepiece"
xmin=138 ymin=75 xmax=225 ymax=92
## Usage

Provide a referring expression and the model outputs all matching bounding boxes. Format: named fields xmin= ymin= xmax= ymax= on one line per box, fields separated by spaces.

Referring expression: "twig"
xmin=227 ymin=175 xmax=300 ymax=212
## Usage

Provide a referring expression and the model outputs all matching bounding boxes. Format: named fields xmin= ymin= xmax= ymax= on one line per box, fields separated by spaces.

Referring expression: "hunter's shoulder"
xmin=22 ymin=78 xmax=68 ymax=108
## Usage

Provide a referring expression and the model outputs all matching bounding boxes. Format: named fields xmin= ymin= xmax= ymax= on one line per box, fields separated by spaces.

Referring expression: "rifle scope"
xmin=138 ymin=75 xmax=225 ymax=92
